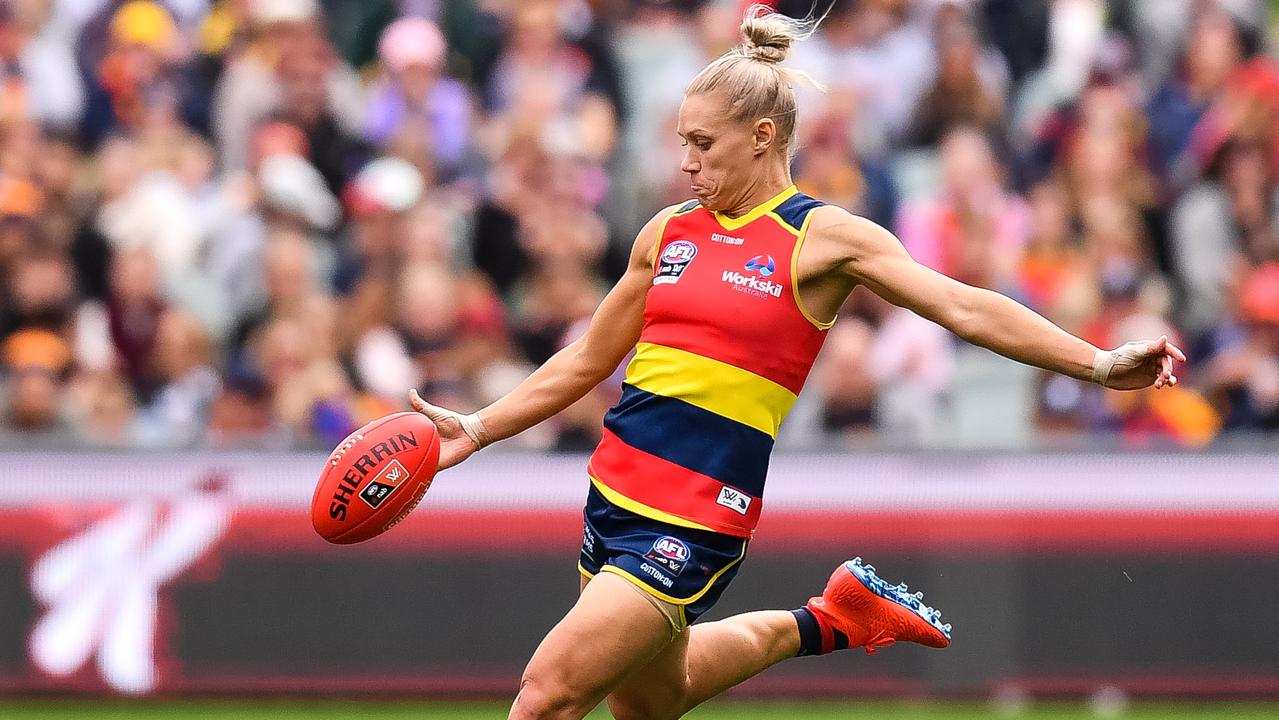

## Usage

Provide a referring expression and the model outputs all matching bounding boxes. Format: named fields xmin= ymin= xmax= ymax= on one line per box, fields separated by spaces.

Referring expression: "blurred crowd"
xmin=0 ymin=0 xmax=1276 ymax=451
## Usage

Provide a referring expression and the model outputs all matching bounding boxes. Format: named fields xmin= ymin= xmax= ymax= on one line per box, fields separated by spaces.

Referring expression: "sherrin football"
xmin=311 ymin=411 xmax=441 ymax=544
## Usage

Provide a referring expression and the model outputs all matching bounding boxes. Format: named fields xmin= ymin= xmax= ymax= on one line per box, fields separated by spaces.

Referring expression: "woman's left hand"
xmin=1097 ymin=336 xmax=1188 ymax=391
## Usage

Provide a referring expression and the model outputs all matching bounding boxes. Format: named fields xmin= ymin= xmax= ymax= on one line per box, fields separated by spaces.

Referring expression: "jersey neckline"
xmin=710 ymin=185 xmax=798 ymax=231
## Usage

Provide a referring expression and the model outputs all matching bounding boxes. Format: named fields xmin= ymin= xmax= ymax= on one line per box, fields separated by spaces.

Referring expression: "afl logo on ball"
xmin=655 ymin=240 xmax=698 ymax=286
xmin=645 ymin=535 xmax=692 ymax=576
xmin=359 ymin=458 xmax=409 ymax=509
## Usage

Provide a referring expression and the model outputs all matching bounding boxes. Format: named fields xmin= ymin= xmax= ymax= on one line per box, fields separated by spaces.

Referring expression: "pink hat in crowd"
xmin=378 ymin=17 xmax=446 ymax=72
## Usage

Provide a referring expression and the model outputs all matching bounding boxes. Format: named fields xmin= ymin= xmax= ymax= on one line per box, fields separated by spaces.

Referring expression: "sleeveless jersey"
xmin=586 ymin=186 xmax=833 ymax=538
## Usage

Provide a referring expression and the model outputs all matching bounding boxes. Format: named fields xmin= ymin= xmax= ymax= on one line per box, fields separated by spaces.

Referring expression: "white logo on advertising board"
xmin=28 ymin=486 xmax=230 ymax=694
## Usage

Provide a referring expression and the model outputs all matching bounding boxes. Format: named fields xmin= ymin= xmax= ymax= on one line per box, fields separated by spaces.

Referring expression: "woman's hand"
xmin=1094 ymin=336 xmax=1188 ymax=391
xmin=408 ymin=389 xmax=485 ymax=470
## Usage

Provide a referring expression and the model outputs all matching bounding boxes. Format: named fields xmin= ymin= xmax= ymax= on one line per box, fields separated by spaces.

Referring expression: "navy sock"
xmin=792 ymin=607 xmax=849 ymax=657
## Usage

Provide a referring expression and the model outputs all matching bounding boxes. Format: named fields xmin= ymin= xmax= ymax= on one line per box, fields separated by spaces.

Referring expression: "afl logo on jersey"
xmin=655 ymin=240 xmax=698 ymax=286
xmin=745 ymin=254 xmax=776 ymax=277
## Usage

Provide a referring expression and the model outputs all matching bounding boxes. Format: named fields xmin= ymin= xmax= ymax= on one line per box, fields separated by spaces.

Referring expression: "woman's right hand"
xmin=408 ymin=389 xmax=483 ymax=470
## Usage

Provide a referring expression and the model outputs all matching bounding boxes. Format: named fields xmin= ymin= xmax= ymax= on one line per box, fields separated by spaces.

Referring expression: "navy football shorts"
xmin=578 ymin=483 xmax=748 ymax=627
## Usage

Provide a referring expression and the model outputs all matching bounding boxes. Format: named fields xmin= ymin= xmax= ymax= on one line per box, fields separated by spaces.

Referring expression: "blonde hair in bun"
xmin=686 ymin=4 xmax=826 ymax=158
xmin=739 ymin=3 xmax=811 ymax=64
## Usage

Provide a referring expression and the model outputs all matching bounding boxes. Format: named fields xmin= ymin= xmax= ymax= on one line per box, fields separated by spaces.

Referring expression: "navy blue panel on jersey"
xmin=773 ymin=193 xmax=824 ymax=232
xmin=603 ymin=383 xmax=771 ymax=497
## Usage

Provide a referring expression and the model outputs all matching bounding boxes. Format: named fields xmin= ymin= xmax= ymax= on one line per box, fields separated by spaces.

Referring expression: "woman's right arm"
xmin=410 ymin=205 xmax=675 ymax=468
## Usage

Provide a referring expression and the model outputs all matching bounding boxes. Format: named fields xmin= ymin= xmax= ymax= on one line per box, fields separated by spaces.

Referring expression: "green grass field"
xmin=2 ymin=700 xmax=1277 ymax=719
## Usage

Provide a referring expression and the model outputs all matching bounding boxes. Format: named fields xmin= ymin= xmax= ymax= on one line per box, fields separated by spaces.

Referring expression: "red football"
xmin=311 ymin=411 xmax=441 ymax=544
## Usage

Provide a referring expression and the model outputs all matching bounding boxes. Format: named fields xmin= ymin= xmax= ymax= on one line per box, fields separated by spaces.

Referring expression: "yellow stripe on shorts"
xmin=624 ymin=342 xmax=797 ymax=438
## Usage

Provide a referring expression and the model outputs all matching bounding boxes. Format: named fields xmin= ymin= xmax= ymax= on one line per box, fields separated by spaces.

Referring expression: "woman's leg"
xmin=604 ymin=559 xmax=954 ymax=719
xmin=508 ymin=571 xmax=680 ymax=720
xmin=604 ymin=610 xmax=800 ymax=720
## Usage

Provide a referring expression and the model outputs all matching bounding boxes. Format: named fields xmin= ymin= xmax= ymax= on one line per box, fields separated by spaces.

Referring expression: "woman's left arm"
xmin=821 ymin=211 xmax=1185 ymax=390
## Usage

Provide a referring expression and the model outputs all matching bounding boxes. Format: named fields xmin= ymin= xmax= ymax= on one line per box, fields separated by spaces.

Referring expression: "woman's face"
xmin=676 ymin=90 xmax=765 ymax=211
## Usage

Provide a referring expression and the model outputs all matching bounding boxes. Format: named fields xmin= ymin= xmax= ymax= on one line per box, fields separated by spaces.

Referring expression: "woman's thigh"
xmin=512 ymin=572 xmax=678 ymax=719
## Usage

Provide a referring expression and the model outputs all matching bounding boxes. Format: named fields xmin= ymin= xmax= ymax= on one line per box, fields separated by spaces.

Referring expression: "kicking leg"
xmin=508 ymin=571 xmax=679 ymax=720
xmin=606 ymin=559 xmax=953 ymax=719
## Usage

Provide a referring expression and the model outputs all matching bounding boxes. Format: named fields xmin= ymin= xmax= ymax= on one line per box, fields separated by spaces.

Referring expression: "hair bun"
xmin=739 ymin=5 xmax=801 ymax=64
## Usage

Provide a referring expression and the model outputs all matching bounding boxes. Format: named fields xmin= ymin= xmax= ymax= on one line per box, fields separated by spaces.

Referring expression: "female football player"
xmin=411 ymin=7 xmax=1184 ymax=719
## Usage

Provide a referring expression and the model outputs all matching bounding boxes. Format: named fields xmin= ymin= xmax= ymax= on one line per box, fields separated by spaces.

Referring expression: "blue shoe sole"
xmin=845 ymin=557 xmax=952 ymax=641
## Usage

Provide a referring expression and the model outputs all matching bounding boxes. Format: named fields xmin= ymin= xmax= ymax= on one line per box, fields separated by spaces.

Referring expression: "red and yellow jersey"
xmin=587 ymin=186 xmax=833 ymax=537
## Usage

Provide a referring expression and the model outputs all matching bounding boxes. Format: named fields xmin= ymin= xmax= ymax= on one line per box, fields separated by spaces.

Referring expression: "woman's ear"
xmin=753 ymin=118 xmax=777 ymax=155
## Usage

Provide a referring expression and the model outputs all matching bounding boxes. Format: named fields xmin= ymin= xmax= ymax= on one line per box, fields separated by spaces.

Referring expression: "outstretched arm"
xmin=821 ymin=211 xmax=1185 ymax=390
xmin=410 ymin=206 xmax=673 ymax=468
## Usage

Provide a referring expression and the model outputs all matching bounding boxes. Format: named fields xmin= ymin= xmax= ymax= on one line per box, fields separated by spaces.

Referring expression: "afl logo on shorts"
xmin=645 ymin=536 xmax=692 ymax=576
xmin=745 ymin=254 xmax=776 ymax=277
xmin=654 ymin=240 xmax=698 ymax=286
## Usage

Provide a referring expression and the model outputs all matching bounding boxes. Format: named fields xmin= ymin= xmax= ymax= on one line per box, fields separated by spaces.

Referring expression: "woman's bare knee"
xmin=509 ymin=672 xmax=595 ymax=720
xmin=511 ymin=573 xmax=679 ymax=719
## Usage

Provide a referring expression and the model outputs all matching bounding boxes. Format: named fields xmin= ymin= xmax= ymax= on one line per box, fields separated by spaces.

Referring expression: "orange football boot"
xmin=806 ymin=557 xmax=952 ymax=655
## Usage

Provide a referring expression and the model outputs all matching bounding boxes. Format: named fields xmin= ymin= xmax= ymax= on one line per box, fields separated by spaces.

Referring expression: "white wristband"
xmin=1091 ymin=348 xmax=1116 ymax=386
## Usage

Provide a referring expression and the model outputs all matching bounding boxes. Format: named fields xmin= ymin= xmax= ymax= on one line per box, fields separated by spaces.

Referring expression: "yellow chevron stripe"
xmin=790 ymin=208 xmax=837 ymax=330
xmin=711 ymin=185 xmax=798 ymax=231
xmin=624 ymin=342 xmax=796 ymax=438
xmin=588 ymin=476 xmax=716 ymax=532
xmin=765 ymin=210 xmax=802 ymax=237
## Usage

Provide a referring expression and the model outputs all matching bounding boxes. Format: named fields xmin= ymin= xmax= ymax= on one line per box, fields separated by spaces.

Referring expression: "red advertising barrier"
xmin=2 ymin=452 xmax=1278 ymax=697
